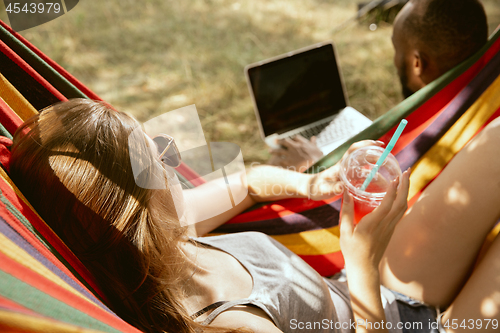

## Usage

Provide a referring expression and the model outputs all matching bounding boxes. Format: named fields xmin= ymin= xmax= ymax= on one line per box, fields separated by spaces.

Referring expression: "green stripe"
xmin=307 ymin=26 xmax=500 ymax=173
xmin=0 ymin=271 xmax=121 ymax=333
xmin=0 ymin=188 xmax=103 ymax=304
xmin=0 ymin=123 xmax=12 ymax=139
xmin=0 ymin=24 xmax=89 ymax=100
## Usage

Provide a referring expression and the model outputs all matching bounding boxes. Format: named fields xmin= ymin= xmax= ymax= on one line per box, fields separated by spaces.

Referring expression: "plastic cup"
xmin=339 ymin=145 xmax=402 ymax=225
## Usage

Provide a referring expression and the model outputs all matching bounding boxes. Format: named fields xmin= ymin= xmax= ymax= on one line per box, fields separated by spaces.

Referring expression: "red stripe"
xmin=0 ymin=39 xmax=66 ymax=102
xmin=0 ymin=144 xmax=11 ymax=173
xmin=0 ymin=180 xmax=106 ymax=303
xmin=0 ymin=295 xmax=37 ymax=315
xmin=0 ymin=99 xmax=22 ymax=136
xmin=389 ymin=100 xmax=451 ymax=156
xmin=0 ymin=20 xmax=102 ymax=102
xmin=298 ymin=251 xmax=345 ymax=277
xmin=175 ymin=161 xmax=205 ymax=186
xmin=227 ymin=196 xmax=340 ymax=224
xmin=0 ymin=251 xmax=140 ymax=332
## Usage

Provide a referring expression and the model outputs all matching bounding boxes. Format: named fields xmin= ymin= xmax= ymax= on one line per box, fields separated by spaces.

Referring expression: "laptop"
xmin=245 ymin=41 xmax=372 ymax=155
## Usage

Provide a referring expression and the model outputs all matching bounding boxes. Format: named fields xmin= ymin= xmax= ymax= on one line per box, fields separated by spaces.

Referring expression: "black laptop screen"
xmin=247 ymin=44 xmax=347 ymax=136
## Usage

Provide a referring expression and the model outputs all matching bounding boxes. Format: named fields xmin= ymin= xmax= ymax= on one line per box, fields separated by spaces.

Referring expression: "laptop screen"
xmin=247 ymin=44 xmax=347 ymax=136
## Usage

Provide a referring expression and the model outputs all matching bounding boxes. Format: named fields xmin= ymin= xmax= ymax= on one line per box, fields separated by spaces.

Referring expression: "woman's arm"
xmin=184 ymin=173 xmax=257 ymax=237
xmin=340 ymin=169 xmax=410 ymax=333
xmin=186 ymin=140 xmax=384 ymax=237
xmin=245 ymin=163 xmax=344 ymax=201
xmin=186 ymin=164 xmax=344 ymax=237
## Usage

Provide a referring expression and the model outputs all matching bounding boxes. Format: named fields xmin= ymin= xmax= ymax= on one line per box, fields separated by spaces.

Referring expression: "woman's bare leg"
xmin=379 ymin=117 xmax=500 ymax=308
xmin=440 ymin=233 xmax=500 ymax=332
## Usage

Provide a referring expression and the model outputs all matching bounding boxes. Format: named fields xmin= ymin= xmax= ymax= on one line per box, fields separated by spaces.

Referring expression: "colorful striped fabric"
xmin=213 ymin=25 xmax=500 ymax=277
xmin=0 ymin=20 xmax=152 ymax=332
xmin=0 ymin=165 xmax=142 ymax=332
xmin=0 ymin=17 xmax=499 ymax=331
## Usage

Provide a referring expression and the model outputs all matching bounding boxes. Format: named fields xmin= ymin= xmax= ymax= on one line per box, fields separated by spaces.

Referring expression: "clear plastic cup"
xmin=339 ymin=145 xmax=402 ymax=225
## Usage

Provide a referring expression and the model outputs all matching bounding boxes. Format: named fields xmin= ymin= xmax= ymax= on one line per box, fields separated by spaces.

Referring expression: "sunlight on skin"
xmin=445 ymin=181 xmax=471 ymax=206
xmin=397 ymin=181 xmax=471 ymax=259
xmin=481 ymin=292 xmax=499 ymax=318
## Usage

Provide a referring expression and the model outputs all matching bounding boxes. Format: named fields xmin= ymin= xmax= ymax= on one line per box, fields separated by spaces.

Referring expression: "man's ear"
xmin=412 ymin=50 xmax=428 ymax=78
xmin=413 ymin=49 xmax=441 ymax=84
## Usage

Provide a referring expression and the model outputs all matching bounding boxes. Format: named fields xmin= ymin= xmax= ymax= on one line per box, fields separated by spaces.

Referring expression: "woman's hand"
xmin=247 ymin=140 xmax=385 ymax=202
xmin=339 ymin=168 xmax=410 ymax=270
xmin=307 ymin=140 xmax=385 ymax=201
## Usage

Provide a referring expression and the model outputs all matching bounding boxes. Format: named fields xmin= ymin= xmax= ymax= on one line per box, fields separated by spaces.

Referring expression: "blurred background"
xmin=1 ymin=0 xmax=499 ymax=165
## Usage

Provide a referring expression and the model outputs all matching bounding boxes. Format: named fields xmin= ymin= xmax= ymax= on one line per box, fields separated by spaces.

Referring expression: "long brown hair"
xmin=9 ymin=99 xmax=247 ymax=333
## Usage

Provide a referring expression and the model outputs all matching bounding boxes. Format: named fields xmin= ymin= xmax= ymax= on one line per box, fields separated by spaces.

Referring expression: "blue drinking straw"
xmin=360 ymin=119 xmax=408 ymax=191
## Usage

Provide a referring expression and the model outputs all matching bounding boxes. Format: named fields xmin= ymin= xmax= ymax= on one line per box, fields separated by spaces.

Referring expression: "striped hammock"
xmin=212 ymin=24 xmax=500 ymax=276
xmin=0 ymin=18 xmax=499 ymax=332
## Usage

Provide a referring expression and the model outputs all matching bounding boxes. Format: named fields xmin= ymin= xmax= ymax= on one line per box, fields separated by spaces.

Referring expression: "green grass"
xmin=1 ymin=0 xmax=499 ymax=165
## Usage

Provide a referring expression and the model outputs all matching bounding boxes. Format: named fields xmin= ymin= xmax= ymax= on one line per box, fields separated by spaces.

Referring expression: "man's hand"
xmin=268 ymin=135 xmax=323 ymax=172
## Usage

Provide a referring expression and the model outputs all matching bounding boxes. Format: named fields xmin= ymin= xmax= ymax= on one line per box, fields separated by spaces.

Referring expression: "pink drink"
xmin=349 ymin=180 xmax=387 ymax=225
xmin=339 ymin=146 xmax=402 ymax=226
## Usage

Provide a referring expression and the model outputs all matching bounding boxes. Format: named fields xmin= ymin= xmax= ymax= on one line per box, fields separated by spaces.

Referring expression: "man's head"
xmin=392 ymin=0 xmax=488 ymax=98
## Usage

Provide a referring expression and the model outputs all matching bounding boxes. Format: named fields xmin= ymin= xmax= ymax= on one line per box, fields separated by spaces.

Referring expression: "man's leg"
xmin=379 ymin=117 xmax=500 ymax=308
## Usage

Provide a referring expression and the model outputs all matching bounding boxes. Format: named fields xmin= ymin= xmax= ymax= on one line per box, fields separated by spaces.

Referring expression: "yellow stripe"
xmin=208 ymin=226 xmax=341 ymax=256
xmin=485 ymin=223 xmax=500 ymax=247
xmin=0 ymin=309 xmax=106 ymax=333
xmin=0 ymin=167 xmax=16 ymax=191
xmin=0 ymin=73 xmax=38 ymax=121
xmin=270 ymin=226 xmax=340 ymax=255
xmin=408 ymin=74 xmax=500 ymax=199
xmin=0 ymin=232 xmax=99 ymax=308
xmin=0 ymin=96 xmax=23 ymax=128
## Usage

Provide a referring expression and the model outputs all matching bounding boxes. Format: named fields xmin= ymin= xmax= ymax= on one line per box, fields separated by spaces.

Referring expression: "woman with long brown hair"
xmin=9 ymin=99 xmax=500 ymax=333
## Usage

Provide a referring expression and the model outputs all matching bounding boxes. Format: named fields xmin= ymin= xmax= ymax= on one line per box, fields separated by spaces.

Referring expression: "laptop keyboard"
xmin=315 ymin=118 xmax=357 ymax=146
xmin=298 ymin=122 xmax=330 ymax=140
xmin=279 ymin=116 xmax=356 ymax=147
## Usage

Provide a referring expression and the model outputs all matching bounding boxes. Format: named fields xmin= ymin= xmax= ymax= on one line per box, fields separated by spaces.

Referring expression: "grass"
xmin=1 ymin=0 xmax=500 ymax=165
